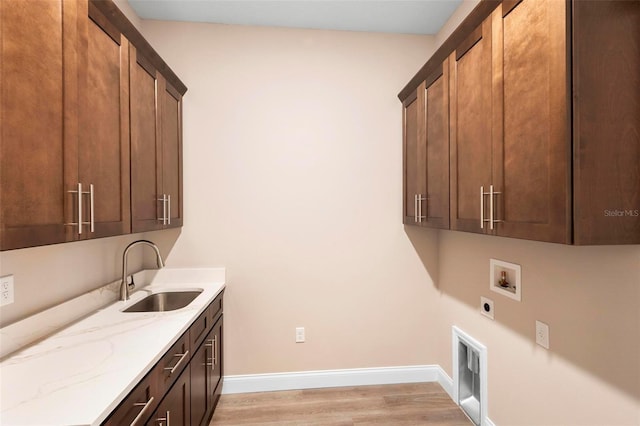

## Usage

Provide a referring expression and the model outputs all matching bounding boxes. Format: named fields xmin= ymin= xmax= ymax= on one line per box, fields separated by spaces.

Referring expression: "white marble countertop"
xmin=0 ymin=268 xmax=225 ymax=426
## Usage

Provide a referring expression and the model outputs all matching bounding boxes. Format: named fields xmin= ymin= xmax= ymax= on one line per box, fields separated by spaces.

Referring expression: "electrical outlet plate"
xmin=295 ymin=327 xmax=305 ymax=343
xmin=535 ymin=320 xmax=550 ymax=349
xmin=490 ymin=259 xmax=521 ymax=301
xmin=1 ymin=275 xmax=15 ymax=306
xmin=480 ymin=296 xmax=494 ymax=320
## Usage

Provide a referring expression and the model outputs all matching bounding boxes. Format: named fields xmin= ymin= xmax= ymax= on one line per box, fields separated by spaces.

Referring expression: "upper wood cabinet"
xmin=401 ymin=0 xmax=639 ymax=245
xmin=130 ymin=48 xmax=184 ymax=233
xmin=450 ymin=0 xmax=571 ymax=243
xmin=1 ymin=0 xmax=68 ymax=250
xmin=403 ymin=61 xmax=450 ymax=229
xmin=0 ymin=0 xmax=131 ymax=250
xmin=1 ymin=0 xmax=186 ymax=251
xmin=74 ymin=1 xmax=132 ymax=240
xmin=449 ymin=18 xmax=493 ymax=235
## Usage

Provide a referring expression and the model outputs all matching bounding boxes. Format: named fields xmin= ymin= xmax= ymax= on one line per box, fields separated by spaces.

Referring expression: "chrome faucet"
xmin=120 ymin=240 xmax=165 ymax=301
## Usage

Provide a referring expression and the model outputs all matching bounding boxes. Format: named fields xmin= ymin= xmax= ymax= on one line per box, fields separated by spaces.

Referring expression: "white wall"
xmin=429 ymin=2 xmax=640 ymax=424
xmin=140 ymin=20 xmax=440 ymax=375
xmin=0 ymin=234 xmax=147 ymax=326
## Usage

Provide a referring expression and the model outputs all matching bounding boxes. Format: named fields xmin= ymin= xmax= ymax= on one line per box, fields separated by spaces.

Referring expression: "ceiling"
xmin=128 ymin=0 xmax=463 ymax=35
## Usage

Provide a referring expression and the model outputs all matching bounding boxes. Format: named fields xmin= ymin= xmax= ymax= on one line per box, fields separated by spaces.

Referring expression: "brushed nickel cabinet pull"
xmin=163 ymin=350 xmax=189 ymax=375
xmin=131 ymin=396 xmax=154 ymax=426
xmin=480 ymin=186 xmax=484 ymax=229
xmin=489 ymin=185 xmax=502 ymax=230
xmin=65 ymin=183 xmax=83 ymax=234
xmin=167 ymin=194 xmax=171 ymax=225
xmin=86 ymin=184 xmax=95 ymax=232
xmin=156 ymin=410 xmax=170 ymax=426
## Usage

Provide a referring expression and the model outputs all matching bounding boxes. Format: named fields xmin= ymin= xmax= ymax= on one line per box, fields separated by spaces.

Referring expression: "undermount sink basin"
xmin=123 ymin=290 xmax=203 ymax=313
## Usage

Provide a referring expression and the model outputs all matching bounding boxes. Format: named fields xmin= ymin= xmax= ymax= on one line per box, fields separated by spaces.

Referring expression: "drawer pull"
xmin=130 ymin=396 xmax=154 ymax=426
xmin=164 ymin=350 xmax=189 ymax=375
xmin=156 ymin=410 xmax=170 ymax=426
xmin=205 ymin=336 xmax=218 ymax=370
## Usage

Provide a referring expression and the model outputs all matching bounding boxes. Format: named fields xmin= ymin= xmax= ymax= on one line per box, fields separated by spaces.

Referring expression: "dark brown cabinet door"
xmin=573 ymin=0 xmax=640 ymax=245
xmin=131 ymin=51 xmax=184 ymax=233
xmin=1 ymin=0 xmax=69 ymax=250
xmin=160 ymin=79 xmax=184 ymax=228
xmin=491 ymin=0 xmax=571 ymax=243
xmin=130 ymin=47 xmax=163 ymax=233
xmin=210 ymin=316 xmax=223 ymax=408
xmin=449 ymin=18 xmax=493 ymax=234
xmin=74 ymin=1 xmax=131 ymax=239
xmin=191 ymin=315 xmax=223 ymax=426
xmin=402 ymin=85 xmax=426 ymax=225
xmin=190 ymin=335 xmax=209 ymax=426
xmin=423 ymin=61 xmax=450 ymax=229
xmin=147 ymin=366 xmax=191 ymax=426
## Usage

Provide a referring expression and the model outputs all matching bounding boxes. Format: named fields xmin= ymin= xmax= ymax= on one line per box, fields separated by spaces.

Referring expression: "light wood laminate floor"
xmin=210 ymin=383 xmax=472 ymax=425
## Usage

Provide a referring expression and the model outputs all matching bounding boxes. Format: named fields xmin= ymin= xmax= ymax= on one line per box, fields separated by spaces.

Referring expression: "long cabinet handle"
xmin=480 ymin=185 xmax=502 ymax=230
xmin=163 ymin=350 xmax=189 ymax=375
xmin=480 ymin=186 xmax=484 ymax=229
xmin=131 ymin=396 xmax=155 ymax=426
xmin=205 ymin=337 xmax=217 ymax=370
xmin=414 ymin=194 xmax=418 ymax=223
xmin=66 ymin=183 xmax=83 ymax=234
xmin=167 ymin=194 xmax=171 ymax=225
xmin=157 ymin=194 xmax=167 ymax=225
xmin=87 ymin=184 xmax=95 ymax=232
xmin=489 ymin=185 xmax=502 ymax=230
xmin=156 ymin=410 xmax=170 ymax=426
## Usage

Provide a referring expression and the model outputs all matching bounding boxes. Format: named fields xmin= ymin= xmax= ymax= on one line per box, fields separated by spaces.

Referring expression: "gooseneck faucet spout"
xmin=120 ymin=240 xmax=165 ymax=301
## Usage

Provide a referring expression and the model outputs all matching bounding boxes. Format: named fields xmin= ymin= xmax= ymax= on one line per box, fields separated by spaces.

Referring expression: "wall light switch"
xmin=535 ymin=320 xmax=550 ymax=349
xmin=1 ymin=275 xmax=15 ymax=306
xmin=295 ymin=327 xmax=305 ymax=343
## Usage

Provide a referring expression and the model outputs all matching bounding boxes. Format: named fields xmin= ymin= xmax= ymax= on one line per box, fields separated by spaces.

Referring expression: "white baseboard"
xmin=222 ymin=365 xmax=442 ymax=395
xmin=222 ymin=364 xmax=495 ymax=425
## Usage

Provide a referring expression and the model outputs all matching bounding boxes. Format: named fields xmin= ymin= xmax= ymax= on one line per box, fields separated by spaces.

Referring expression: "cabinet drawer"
xmin=189 ymin=307 xmax=212 ymax=350
xmin=210 ymin=291 xmax=223 ymax=319
xmin=102 ymin=367 xmax=159 ymax=426
xmin=157 ymin=332 xmax=190 ymax=394
xmin=190 ymin=291 xmax=223 ymax=350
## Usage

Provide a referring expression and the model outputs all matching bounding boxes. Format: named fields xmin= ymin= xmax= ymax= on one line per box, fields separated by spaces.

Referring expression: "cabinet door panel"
xmin=0 ymin=0 xmax=67 ymax=250
xmin=77 ymin=2 xmax=130 ymax=238
xmin=131 ymin=48 xmax=163 ymax=233
xmin=573 ymin=0 xmax=640 ymax=244
xmin=424 ymin=62 xmax=449 ymax=228
xmin=148 ymin=367 xmax=190 ymax=426
xmin=161 ymin=79 xmax=183 ymax=227
xmin=492 ymin=0 xmax=570 ymax=243
xmin=402 ymin=88 xmax=425 ymax=225
xmin=449 ymin=18 xmax=493 ymax=233
xmin=190 ymin=339 xmax=209 ymax=426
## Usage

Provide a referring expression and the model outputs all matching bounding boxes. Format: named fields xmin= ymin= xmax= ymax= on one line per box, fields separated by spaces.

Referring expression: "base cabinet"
xmin=102 ymin=291 xmax=223 ymax=426
xmin=147 ymin=367 xmax=191 ymax=426
xmin=191 ymin=315 xmax=223 ymax=426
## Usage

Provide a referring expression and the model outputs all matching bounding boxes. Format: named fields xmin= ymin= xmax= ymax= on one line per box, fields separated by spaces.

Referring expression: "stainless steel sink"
xmin=123 ymin=290 xmax=203 ymax=313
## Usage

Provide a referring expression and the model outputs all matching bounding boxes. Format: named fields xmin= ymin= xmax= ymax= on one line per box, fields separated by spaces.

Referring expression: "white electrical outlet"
xmin=295 ymin=327 xmax=305 ymax=343
xmin=535 ymin=320 xmax=550 ymax=349
xmin=1 ymin=275 xmax=15 ymax=306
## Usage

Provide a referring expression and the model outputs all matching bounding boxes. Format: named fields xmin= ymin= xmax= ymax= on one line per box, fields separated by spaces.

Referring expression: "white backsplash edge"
xmin=0 ymin=267 xmax=226 ymax=359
